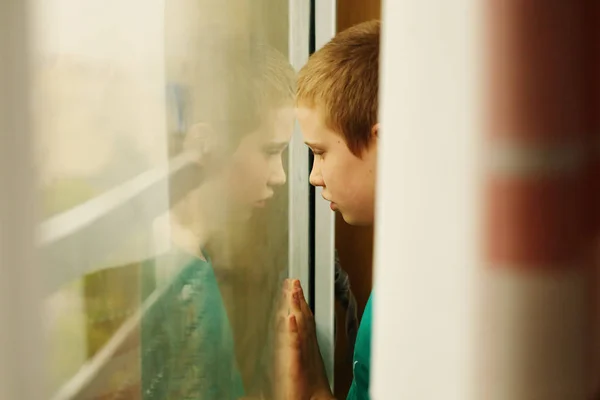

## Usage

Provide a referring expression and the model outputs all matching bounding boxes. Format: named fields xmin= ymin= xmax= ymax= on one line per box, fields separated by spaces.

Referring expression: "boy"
xmin=279 ymin=19 xmax=380 ymax=400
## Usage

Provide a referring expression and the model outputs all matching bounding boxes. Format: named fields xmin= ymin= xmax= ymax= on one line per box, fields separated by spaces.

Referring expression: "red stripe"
xmin=485 ymin=175 xmax=587 ymax=269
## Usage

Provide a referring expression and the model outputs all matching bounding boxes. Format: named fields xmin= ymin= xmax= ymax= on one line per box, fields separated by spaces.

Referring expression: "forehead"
xmin=295 ymin=106 xmax=338 ymax=144
xmin=270 ymin=106 xmax=295 ymax=142
xmin=241 ymin=106 xmax=294 ymax=146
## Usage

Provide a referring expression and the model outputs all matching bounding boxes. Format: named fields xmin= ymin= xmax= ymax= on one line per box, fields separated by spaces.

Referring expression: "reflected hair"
xmin=166 ymin=37 xmax=296 ymax=156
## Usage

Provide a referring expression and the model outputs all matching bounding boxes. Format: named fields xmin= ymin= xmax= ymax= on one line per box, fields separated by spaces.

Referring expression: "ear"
xmin=370 ymin=123 xmax=380 ymax=140
xmin=183 ymin=123 xmax=217 ymax=166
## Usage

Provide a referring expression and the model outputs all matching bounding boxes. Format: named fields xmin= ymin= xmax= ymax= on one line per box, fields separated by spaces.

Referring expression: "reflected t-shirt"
xmin=347 ymin=293 xmax=372 ymax=400
xmin=141 ymin=250 xmax=245 ymax=399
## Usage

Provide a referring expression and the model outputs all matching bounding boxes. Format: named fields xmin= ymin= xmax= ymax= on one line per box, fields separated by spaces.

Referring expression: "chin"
xmin=340 ymin=212 xmax=359 ymax=226
xmin=223 ymin=206 xmax=254 ymax=224
xmin=239 ymin=208 xmax=255 ymax=222
xmin=341 ymin=212 xmax=373 ymax=227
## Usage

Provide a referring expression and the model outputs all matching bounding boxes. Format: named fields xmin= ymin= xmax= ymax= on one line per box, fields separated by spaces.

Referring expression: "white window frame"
xmin=313 ymin=0 xmax=337 ymax=390
xmin=0 ymin=1 xmax=44 ymax=398
xmin=287 ymin=0 xmax=311 ymax=299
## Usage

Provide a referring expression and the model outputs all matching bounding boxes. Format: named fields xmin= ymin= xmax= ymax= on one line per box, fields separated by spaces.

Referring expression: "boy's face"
xmin=219 ymin=106 xmax=294 ymax=219
xmin=297 ymin=106 xmax=377 ymax=226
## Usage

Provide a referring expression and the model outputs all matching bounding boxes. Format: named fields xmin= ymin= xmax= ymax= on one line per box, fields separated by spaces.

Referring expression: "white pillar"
xmin=372 ymin=1 xmax=484 ymax=398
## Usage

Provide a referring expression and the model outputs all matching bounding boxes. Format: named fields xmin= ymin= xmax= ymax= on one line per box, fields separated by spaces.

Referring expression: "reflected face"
xmin=297 ymin=106 xmax=377 ymax=226
xmin=221 ymin=107 xmax=294 ymax=218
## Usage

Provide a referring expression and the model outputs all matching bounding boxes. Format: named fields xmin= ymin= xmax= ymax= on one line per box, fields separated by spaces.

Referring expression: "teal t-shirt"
xmin=141 ymin=250 xmax=245 ymax=399
xmin=347 ymin=293 xmax=373 ymax=400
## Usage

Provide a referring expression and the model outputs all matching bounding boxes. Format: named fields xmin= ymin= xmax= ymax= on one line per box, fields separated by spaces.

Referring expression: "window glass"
xmin=33 ymin=1 xmax=294 ymax=398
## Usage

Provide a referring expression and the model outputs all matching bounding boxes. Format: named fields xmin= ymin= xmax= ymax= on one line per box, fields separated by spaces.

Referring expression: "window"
xmin=17 ymin=1 xmax=310 ymax=398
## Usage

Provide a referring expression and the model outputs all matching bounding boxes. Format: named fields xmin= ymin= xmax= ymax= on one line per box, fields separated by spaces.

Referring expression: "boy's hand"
xmin=274 ymin=279 xmax=335 ymax=400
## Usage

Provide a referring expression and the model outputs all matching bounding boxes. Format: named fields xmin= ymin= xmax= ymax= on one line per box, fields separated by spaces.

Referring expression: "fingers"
xmin=283 ymin=278 xmax=303 ymax=294
xmin=278 ymin=279 xmax=294 ymax=316
xmin=286 ymin=279 xmax=309 ymax=309
xmin=295 ymin=284 xmax=313 ymax=318
xmin=278 ymin=279 xmax=313 ymax=337
xmin=290 ymin=280 xmax=313 ymax=324
xmin=290 ymin=290 xmax=306 ymax=335
xmin=291 ymin=289 xmax=301 ymax=312
xmin=288 ymin=313 xmax=299 ymax=333
xmin=277 ymin=313 xmax=300 ymax=354
xmin=283 ymin=278 xmax=297 ymax=291
xmin=275 ymin=289 xmax=300 ymax=344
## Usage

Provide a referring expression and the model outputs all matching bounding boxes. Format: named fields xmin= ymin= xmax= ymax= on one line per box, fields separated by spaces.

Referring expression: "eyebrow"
xmin=304 ymin=141 xmax=324 ymax=149
xmin=264 ymin=141 xmax=289 ymax=151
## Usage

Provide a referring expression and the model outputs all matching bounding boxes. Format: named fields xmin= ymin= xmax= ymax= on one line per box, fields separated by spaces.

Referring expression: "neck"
xmin=169 ymin=188 xmax=215 ymax=260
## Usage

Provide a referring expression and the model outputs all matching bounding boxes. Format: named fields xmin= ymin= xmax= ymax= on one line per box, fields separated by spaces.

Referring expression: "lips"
xmin=321 ymin=195 xmax=337 ymax=211
xmin=254 ymin=195 xmax=273 ymax=208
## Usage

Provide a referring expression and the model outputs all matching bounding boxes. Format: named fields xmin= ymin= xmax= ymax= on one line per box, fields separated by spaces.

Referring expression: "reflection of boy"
xmin=141 ymin=41 xmax=296 ymax=400
xmin=279 ymin=20 xmax=380 ymax=400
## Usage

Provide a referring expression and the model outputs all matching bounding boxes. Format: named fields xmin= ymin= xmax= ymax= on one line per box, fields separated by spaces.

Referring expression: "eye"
xmin=263 ymin=149 xmax=281 ymax=157
xmin=262 ymin=144 xmax=287 ymax=157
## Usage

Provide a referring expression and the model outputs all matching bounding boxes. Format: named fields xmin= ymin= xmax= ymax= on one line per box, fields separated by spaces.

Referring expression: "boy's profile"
xmin=277 ymin=20 xmax=381 ymax=400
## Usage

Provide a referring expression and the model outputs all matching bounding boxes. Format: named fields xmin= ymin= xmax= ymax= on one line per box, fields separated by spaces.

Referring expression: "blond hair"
xmin=297 ymin=20 xmax=380 ymax=156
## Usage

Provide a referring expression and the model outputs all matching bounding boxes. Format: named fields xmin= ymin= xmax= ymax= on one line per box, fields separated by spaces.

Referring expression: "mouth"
xmin=254 ymin=196 xmax=273 ymax=208
xmin=322 ymin=196 xmax=338 ymax=211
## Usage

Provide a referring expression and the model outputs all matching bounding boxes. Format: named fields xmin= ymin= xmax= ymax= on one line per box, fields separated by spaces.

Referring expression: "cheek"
xmin=324 ymin=155 xmax=361 ymax=200
xmin=320 ymin=157 xmax=343 ymax=190
xmin=321 ymin=152 xmax=352 ymax=186
xmin=228 ymin=152 xmax=268 ymax=194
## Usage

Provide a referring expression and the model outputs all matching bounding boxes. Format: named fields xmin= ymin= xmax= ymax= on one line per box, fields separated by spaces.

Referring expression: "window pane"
xmin=33 ymin=1 xmax=294 ymax=398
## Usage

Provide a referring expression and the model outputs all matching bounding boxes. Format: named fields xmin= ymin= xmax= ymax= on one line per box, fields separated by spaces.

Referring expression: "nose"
xmin=268 ymin=156 xmax=287 ymax=187
xmin=309 ymin=159 xmax=324 ymax=187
